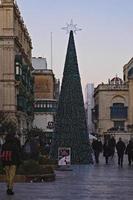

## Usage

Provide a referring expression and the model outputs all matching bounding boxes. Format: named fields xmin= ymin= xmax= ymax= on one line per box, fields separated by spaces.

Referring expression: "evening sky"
xmin=17 ymin=0 xmax=133 ymax=96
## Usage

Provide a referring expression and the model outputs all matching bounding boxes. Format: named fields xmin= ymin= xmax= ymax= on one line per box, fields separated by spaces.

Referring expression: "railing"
xmin=34 ymin=100 xmax=57 ymax=113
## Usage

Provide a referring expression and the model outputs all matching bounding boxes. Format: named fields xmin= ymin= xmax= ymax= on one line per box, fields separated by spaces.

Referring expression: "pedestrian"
xmin=125 ymin=139 xmax=133 ymax=166
xmin=116 ymin=137 xmax=126 ymax=167
xmin=30 ymin=138 xmax=40 ymax=160
xmin=0 ymin=132 xmax=21 ymax=195
xmin=108 ymin=135 xmax=116 ymax=159
xmin=92 ymin=138 xmax=102 ymax=164
xmin=44 ymin=143 xmax=50 ymax=155
xmin=103 ymin=140 xmax=112 ymax=164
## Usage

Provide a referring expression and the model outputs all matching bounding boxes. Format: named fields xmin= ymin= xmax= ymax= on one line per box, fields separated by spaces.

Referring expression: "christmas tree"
xmin=51 ymin=30 xmax=92 ymax=164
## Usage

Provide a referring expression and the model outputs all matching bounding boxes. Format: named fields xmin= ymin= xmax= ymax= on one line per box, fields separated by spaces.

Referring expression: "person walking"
xmin=103 ymin=140 xmax=112 ymax=164
xmin=125 ymin=139 xmax=133 ymax=166
xmin=108 ymin=135 xmax=116 ymax=159
xmin=0 ymin=132 xmax=21 ymax=195
xmin=116 ymin=137 xmax=126 ymax=167
xmin=92 ymin=138 xmax=102 ymax=164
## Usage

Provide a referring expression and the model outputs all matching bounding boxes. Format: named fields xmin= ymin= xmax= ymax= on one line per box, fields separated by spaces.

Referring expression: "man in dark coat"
xmin=103 ymin=140 xmax=112 ymax=164
xmin=125 ymin=139 xmax=133 ymax=166
xmin=0 ymin=133 xmax=21 ymax=195
xmin=116 ymin=138 xmax=126 ymax=167
xmin=108 ymin=135 xmax=116 ymax=158
xmin=92 ymin=138 xmax=102 ymax=164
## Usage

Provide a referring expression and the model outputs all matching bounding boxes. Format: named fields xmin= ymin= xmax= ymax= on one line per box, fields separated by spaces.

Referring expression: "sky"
xmin=17 ymin=0 xmax=133 ymax=96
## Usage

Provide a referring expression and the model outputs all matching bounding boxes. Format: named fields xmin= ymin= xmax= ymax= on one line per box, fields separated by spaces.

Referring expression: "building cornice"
xmin=13 ymin=1 xmax=32 ymax=47
xmin=94 ymin=84 xmax=129 ymax=96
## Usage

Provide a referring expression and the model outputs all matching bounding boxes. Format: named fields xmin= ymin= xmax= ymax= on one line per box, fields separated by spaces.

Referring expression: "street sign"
xmin=58 ymin=147 xmax=71 ymax=166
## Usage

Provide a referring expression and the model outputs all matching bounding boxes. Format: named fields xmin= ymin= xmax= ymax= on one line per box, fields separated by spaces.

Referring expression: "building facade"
xmin=92 ymin=59 xmax=133 ymax=141
xmin=93 ymin=77 xmax=128 ymax=134
xmin=32 ymin=57 xmax=59 ymax=142
xmin=32 ymin=57 xmax=47 ymax=70
xmin=0 ymin=0 xmax=34 ymax=143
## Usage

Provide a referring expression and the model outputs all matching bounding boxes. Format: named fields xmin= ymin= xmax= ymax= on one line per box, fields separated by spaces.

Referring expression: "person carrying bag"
xmin=0 ymin=132 xmax=21 ymax=195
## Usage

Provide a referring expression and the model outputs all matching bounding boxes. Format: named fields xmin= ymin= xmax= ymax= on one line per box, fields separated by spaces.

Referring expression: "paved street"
xmin=0 ymin=155 xmax=133 ymax=200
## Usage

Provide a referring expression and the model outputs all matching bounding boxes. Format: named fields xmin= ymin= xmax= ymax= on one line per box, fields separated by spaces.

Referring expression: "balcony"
xmin=110 ymin=106 xmax=128 ymax=119
xmin=27 ymin=100 xmax=34 ymax=115
xmin=15 ymin=55 xmax=23 ymax=65
xmin=17 ymin=95 xmax=27 ymax=112
xmin=34 ymin=100 xmax=57 ymax=113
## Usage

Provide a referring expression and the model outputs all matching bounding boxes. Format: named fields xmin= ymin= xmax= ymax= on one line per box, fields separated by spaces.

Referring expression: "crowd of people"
xmin=92 ymin=135 xmax=133 ymax=167
xmin=0 ymin=131 xmax=133 ymax=196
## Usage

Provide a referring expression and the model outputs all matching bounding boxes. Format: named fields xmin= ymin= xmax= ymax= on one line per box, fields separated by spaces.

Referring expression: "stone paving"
xmin=0 ymin=155 xmax=133 ymax=200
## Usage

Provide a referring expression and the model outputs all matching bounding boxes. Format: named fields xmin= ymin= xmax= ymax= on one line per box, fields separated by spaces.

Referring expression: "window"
xmin=114 ymin=121 xmax=124 ymax=130
xmin=16 ymin=63 xmax=20 ymax=75
xmin=110 ymin=103 xmax=127 ymax=119
xmin=47 ymin=103 xmax=49 ymax=108
xmin=34 ymin=104 xmax=37 ymax=108
xmin=49 ymin=104 xmax=53 ymax=108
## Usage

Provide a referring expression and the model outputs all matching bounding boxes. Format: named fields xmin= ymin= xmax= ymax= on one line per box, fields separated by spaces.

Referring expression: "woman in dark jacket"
xmin=116 ymin=138 xmax=126 ymax=167
xmin=1 ymin=133 xmax=21 ymax=195
xmin=103 ymin=140 xmax=112 ymax=164
xmin=92 ymin=139 xmax=102 ymax=164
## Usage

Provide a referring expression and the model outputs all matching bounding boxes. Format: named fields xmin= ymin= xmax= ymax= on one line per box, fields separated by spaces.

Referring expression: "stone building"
xmin=32 ymin=57 xmax=59 ymax=143
xmin=92 ymin=59 xmax=133 ymax=141
xmin=0 ymin=0 xmax=34 ymax=143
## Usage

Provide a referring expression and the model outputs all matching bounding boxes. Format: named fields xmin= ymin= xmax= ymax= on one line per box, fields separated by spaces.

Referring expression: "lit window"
xmin=16 ymin=65 xmax=19 ymax=75
xmin=50 ymin=104 xmax=53 ymax=108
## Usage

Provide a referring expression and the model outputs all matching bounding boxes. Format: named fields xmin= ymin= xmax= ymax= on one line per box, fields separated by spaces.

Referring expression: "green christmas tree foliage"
xmin=51 ymin=31 xmax=92 ymax=164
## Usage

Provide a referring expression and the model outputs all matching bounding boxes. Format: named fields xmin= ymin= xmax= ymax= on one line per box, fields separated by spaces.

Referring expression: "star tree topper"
xmin=62 ymin=19 xmax=82 ymax=34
